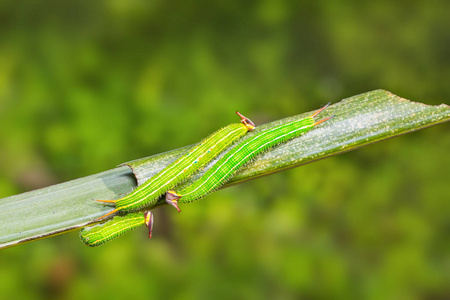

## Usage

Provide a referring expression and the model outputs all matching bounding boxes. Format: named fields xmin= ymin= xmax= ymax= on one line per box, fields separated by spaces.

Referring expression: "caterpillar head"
xmin=236 ymin=111 xmax=255 ymax=131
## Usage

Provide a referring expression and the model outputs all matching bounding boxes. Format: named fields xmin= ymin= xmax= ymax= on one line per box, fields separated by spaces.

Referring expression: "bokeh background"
xmin=1 ymin=1 xmax=449 ymax=299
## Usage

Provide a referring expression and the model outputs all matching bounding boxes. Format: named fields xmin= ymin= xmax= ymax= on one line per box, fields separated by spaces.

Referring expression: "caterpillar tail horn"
xmin=96 ymin=199 xmax=117 ymax=204
xmin=311 ymin=102 xmax=331 ymax=118
xmin=96 ymin=208 xmax=118 ymax=221
xmin=314 ymin=115 xmax=335 ymax=126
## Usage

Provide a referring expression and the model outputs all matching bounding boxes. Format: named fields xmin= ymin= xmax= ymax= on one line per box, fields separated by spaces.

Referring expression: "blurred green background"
xmin=0 ymin=1 xmax=449 ymax=299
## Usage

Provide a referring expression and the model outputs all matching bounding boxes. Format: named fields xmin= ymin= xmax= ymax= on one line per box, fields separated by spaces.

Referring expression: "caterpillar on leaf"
xmin=81 ymin=105 xmax=332 ymax=246
xmin=80 ymin=211 xmax=153 ymax=247
xmin=166 ymin=104 xmax=332 ymax=210
xmin=96 ymin=112 xmax=255 ymax=220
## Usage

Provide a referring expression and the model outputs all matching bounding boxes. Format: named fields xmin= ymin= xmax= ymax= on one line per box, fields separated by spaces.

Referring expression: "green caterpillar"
xmin=166 ymin=104 xmax=332 ymax=209
xmin=81 ymin=106 xmax=331 ymax=246
xmin=81 ymin=112 xmax=254 ymax=246
xmin=80 ymin=211 xmax=153 ymax=247
xmin=96 ymin=112 xmax=255 ymax=220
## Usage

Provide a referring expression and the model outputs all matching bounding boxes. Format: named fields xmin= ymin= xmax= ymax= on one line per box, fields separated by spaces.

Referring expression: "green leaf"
xmin=1 ymin=90 xmax=449 ymax=248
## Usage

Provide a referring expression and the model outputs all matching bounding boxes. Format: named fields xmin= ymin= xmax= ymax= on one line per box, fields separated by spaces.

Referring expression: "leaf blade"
xmin=0 ymin=90 xmax=449 ymax=248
